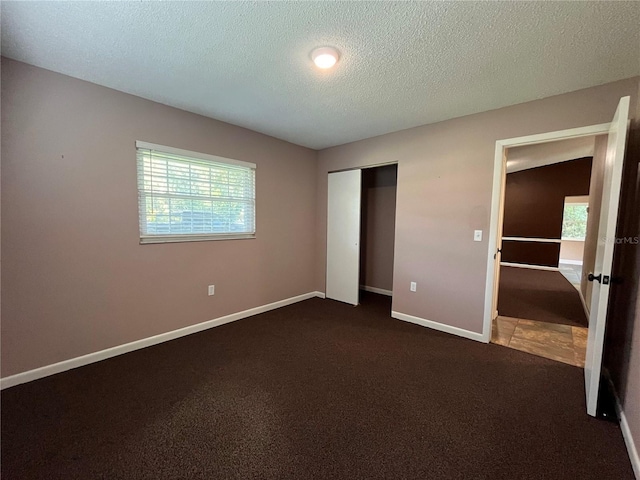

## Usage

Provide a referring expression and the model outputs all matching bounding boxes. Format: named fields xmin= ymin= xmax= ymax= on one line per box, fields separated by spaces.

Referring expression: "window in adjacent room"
xmin=561 ymin=196 xmax=588 ymax=241
xmin=136 ymin=141 xmax=256 ymax=244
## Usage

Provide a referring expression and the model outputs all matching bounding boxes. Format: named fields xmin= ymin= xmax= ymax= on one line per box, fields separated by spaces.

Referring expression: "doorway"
xmin=558 ymin=195 xmax=589 ymax=287
xmin=359 ymin=164 xmax=397 ymax=311
xmin=326 ymin=163 xmax=398 ymax=309
xmin=483 ymin=96 xmax=630 ymax=417
xmin=492 ymin=140 xmax=597 ymax=368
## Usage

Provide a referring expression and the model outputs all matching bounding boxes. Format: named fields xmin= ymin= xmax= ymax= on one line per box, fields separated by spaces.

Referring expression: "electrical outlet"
xmin=208 ymin=285 xmax=215 ymax=296
xmin=474 ymin=230 xmax=483 ymax=242
xmin=410 ymin=282 xmax=417 ymax=292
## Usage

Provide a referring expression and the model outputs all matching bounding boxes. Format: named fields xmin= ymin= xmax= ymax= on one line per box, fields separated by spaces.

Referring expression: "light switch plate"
xmin=410 ymin=282 xmax=417 ymax=292
xmin=474 ymin=230 xmax=483 ymax=242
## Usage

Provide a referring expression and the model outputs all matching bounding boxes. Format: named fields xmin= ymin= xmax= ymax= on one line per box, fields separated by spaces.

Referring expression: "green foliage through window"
xmin=136 ymin=144 xmax=255 ymax=241
xmin=561 ymin=203 xmax=588 ymax=240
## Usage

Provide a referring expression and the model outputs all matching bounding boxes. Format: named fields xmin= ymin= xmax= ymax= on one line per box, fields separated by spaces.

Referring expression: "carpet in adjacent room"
xmin=498 ymin=265 xmax=588 ymax=327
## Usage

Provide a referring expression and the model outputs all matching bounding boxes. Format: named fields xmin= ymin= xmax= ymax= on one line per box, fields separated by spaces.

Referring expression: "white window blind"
xmin=136 ymin=141 xmax=256 ymax=244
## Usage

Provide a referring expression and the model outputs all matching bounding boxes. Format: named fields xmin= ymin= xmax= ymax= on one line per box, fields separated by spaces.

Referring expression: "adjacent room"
xmin=2 ymin=2 xmax=640 ymax=479
xmin=492 ymin=136 xmax=599 ymax=366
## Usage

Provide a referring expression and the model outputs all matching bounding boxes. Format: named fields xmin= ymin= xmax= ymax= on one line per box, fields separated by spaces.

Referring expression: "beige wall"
xmin=3 ymin=57 xmax=640 ymax=454
xmin=316 ymin=77 xmax=639 ymax=334
xmin=581 ymin=135 xmax=608 ymax=305
xmin=506 ymin=136 xmax=595 ymax=173
xmin=559 ymin=240 xmax=585 ymax=263
xmin=0 ymin=59 xmax=318 ymax=377
xmin=360 ymin=165 xmax=397 ymax=291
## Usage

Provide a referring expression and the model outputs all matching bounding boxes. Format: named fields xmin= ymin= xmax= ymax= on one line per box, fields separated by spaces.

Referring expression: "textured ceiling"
xmin=506 ymin=136 xmax=596 ymax=174
xmin=2 ymin=1 xmax=639 ymax=149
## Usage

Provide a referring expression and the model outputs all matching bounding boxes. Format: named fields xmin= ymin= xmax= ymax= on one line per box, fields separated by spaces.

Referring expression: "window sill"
xmin=140 ymin=234 xmax=256 ymax=244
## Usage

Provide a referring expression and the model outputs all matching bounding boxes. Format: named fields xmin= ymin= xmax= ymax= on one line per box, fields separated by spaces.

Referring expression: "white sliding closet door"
xmin=326 ymin=170 xmax=361 ymax=305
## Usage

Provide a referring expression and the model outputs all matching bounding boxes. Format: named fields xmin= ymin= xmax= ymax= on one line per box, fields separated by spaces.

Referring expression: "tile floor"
xmin=491 ymin=316 xmax=587 ymax=367
xmin=559 ymin=261 xmax=583 ymax=287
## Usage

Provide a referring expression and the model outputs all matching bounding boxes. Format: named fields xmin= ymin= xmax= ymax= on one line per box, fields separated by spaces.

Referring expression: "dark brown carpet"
xmin=1 ymin=292 xmax=632 ymax=479
xmin=498 ymin=266 xmax=589 ymax=327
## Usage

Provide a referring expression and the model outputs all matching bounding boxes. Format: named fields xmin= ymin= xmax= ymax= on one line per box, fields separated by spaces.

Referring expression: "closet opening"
xmin=358 ymin=164 xmax=398 ymax=313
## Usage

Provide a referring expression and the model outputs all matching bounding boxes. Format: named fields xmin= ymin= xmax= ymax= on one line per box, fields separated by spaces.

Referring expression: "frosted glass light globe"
xmin=311 ymin=47 xmax=340 ymax=69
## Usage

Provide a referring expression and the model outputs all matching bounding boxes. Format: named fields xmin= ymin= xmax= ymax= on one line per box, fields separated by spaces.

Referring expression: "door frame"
xmin=482 ymin=123 xmax=611 ymax=343
xmin=327 ymin=160 xmax=399 ymax=175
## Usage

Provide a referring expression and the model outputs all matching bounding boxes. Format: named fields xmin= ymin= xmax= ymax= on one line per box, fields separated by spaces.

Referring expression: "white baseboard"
xmin=559 ymin=259 xmax=584 ymax=266
xmin=617 ymin=400 xmax=640 ymax=479
xmin=500 ymin=262 xmax=559 ymax=272
xmin=577 ymin=288 xmax=591 ymax=321
xmin=391 ymin=311 xmax=485 ymax=343
xmin=360 ymin=285 xmax=392 ymax=296
xmin=1 ymin=291 xmax=325 ymax=390
xmin=603 ymin=368 xmax=640 ymax=479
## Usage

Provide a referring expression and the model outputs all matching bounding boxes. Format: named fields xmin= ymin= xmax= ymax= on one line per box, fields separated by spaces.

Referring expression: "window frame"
xmin=136 ymin=141 xmax=256 ymax=244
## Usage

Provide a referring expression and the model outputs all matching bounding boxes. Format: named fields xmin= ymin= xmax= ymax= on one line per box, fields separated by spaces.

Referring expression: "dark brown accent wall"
xmin=501 ymin=241 xmax=561 ymax=268
xmin=501 ymin=157 xmax=593 ymax=265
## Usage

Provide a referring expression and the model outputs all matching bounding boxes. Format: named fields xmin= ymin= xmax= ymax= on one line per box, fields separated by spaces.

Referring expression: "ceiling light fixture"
xmin=311 ymin=46 xmax=340 ymax=69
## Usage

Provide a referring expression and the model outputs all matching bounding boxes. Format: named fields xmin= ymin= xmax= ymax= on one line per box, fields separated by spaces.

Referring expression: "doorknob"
xmin=588 ymin=273 xmax=610 ymax=285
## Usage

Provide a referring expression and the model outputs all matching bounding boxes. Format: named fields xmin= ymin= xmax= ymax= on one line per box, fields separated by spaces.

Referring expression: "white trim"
xmin=361 ymin=161 xmax=399 ymax=170
xmin=604 ymin=370 xmax=640 ymax=479
xmin=483 ymin=122 xmax=610 ymax=344
xmin=495 ymin=123 xmax=610 ymax=149
xmin=559 ymin=259 xmax=584 ymax=265
xmin=618 ymin=405 xmax=640 ymax=480
xmin=135 ymin=140 xmax=256 ymax=169
xmin=360 ymin=285 xmax=393 ymax=296
xmin=482 ymin=140 xmax=506 ymax=342
xmin=140 ymin=233 xmax=255 ymax=244
xmin=502 ymin=236 xmax=561 ymax=244
xmin=500 ymin=262 xmax=559 ymax=272
xmin=328 ymin=160 xmax=399 ymax=174
xmin=0 ymin=291 xmax=326 ymax=390
xmin=565 ymin=195 xmax=590 ymax=205
xmin=577 ymin=287 xmax=590 ymax=319
xmin=391 ymin=311 xmax=485 ymax=343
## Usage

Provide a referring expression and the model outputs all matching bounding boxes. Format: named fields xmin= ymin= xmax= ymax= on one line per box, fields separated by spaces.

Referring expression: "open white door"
xmin=584 ymin=96 xmax=630 ymax=417
xmin=326 ymin=170 xmax=361 ymax=305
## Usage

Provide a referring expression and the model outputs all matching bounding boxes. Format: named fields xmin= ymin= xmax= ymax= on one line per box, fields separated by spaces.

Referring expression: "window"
xmin=561 ymin=196 xmax=588 ymax=241
xmin=136 ymin=141 xmax=256 ymax=244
